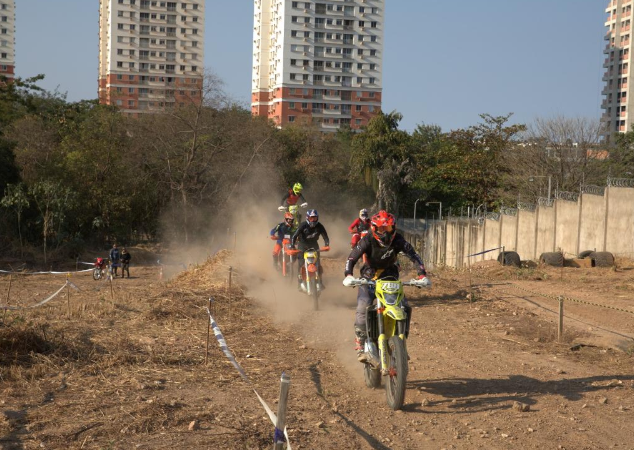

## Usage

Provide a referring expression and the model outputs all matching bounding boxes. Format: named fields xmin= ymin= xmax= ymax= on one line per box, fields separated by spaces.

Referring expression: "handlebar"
xmin=343 ymin=277 xmax=431 ymax=288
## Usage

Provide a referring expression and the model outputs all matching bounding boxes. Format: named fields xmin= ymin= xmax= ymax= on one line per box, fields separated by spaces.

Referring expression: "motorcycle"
xmin=274 ymin=234 xmax=296 ymax=280
xmin=350 ymin=229 xmax=369 ymax=248
xmin=343 ymin=276 xmax=430 ymax=410
xmin=288 ymin=246 xmax=329 ymax=311
xmin=93 ymin=257 xmax=109 ymax=281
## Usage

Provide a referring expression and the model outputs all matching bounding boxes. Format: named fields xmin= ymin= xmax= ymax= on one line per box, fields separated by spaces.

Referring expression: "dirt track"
xmin=1 ymin=252 xmax=633 ymax=449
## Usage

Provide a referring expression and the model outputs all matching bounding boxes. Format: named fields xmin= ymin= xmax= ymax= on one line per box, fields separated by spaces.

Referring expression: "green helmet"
xmin=292 ymin=183 xmax=303 ymax=195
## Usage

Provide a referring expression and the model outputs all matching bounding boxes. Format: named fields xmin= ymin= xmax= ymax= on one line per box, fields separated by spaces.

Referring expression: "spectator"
xmin=121 ymin=248 xmax=132 ymax=278
xmin=109 ymin=244 xmax=121 ymax=277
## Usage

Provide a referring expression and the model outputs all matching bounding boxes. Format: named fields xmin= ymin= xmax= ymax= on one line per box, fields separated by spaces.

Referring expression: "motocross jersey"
xmin=270 ymin=222 xmax=297 ymax=243
xmin=348 ymin=218 xmax=371 ymax=234
xmin=291 ymin=221 xmax=330 ymax=249
xmin=281 ymin=189 xmax=307 ymax=207
xmin=345 ymin=232 xmax=426 ymax=279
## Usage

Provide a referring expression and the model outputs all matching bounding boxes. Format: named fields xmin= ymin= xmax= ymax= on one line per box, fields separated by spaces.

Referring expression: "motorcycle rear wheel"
xmin=385 ymin=336 xmax=408 ymax=410
xmin=93 ymin=268 xmax=101 ymax=281
xmin=364 ymin=362 xmax=381 ymax=388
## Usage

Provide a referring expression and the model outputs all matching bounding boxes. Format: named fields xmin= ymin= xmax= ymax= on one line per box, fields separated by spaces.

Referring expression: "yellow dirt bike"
xmin=344 ymin=276 xmax=430 ymax=410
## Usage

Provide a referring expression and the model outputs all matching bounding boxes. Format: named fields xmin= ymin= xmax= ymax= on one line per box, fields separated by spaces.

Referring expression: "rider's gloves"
xmin=343 ymin=275 xmax=355 ymax=287
xmin=270 ymin=235 xmax=277 ymax=240
xmin=300 ymin=202 xmax=308 ymax=208
xmin=278 ymin=206 xmax=286 ymax=211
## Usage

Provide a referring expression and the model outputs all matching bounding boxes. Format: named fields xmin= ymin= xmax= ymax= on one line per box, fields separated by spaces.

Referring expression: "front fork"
xmin=378 ymin=315 xmax=408 ymax=376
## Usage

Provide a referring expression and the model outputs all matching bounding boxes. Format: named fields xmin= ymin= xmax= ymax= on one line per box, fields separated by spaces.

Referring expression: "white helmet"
xmin=359 ymin=208 xmax=369 ymax=220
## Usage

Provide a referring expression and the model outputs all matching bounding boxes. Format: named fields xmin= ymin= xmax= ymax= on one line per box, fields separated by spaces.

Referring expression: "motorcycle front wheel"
xmin=93 ymin=267 xmax=101 ymax=281
xmin=385 ymin=335 xmax=408 ymax=410
xmin=364 ymin=362 xmax=381 ymax=388
xmin=309 ymin=279 xmax=318 ymax=311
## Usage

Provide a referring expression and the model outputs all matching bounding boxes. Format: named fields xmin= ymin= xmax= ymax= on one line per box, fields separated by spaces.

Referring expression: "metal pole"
xmin=548 ymin=176 xmax=552 ymax=200
xmin=273 ymin=372 xmax=291 ymax=450
xmin=414 ymin=199 xmax=419 ymax=230
xmin=228 ymin=266 xmax=233 ymax=302
xmin=558 ymin=296 xmax=564 ymax=342
xmin=439 ymin=202 xmax=442 ymax=221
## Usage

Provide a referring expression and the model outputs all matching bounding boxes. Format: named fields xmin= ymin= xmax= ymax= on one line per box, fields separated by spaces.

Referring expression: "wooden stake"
xmin=3 ymin=274 xmax=12 ymax=321
xmin=205 ymin=297 xmax=212 ymax=365
xmin=66 ymin=275 xmax=71 ymax=319
xmin=273 ymin=372 xmax=291 ymax=450
xmin=109 ymin=275 xmax=114 ymax=301
xmin=228 ymin=266 xmax=233 ymax=302
xmin=558 ymin=296 xmax=564 ymax=343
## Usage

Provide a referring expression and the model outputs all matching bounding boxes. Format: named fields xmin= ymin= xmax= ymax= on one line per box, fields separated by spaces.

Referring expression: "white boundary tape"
xmin=0 ymin=281 xmax=70 ymax=311
xmin=206 ymin=308 xmax=292 ymax=449
xmin=0 ymin=268 xmax=94 ymax=275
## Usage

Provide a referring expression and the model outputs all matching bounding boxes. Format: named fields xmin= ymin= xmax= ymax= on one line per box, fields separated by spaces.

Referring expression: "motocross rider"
xmin=343 ymin=210 xmax=430 ymax=363
xmin=348 ymin=208 xmax=371 ymax=248
xmin=290 ymin=209 xmax=330 ymax=291
xmin=270 ymin=212 xmax=297 ymax=270
xmin=278 ymin=182 xmax=308 ymax=211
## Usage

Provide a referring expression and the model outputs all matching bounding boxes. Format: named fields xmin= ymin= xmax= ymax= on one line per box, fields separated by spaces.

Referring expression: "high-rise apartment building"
xmin=602 ymin=0 xmax=633 ymax=141
xmin=99 ymin=0 xmax=205 ymax=114
xmin=0 ymin=1 xmax=15 ymax=80
xmin=251 ymin=0 xmax=384 ymax=131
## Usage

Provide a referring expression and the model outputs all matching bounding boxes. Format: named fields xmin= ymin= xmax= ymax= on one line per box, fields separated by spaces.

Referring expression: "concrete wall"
xmin=500 ymin=213 xmax=518 ymax=251
xmin=578 ymin=193 xmax=606 ymax=253
xmin=536 ymin=205 xmax=555 ymax=256
xmin=606 ymin=187 xmax=634 ymax=256
xmin=554 ymin=199 xmax=580 ymax=256
xmin=517 ymin=210 xmax=537 ymax=260
xmin=414 ymin=185 xmax=634 ymax=269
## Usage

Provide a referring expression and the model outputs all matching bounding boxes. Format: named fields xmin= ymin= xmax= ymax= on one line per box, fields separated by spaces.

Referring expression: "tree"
xmin=1 ymin=183 xmax=29 ymax=256
xmin=351 ymin=111 xmax=414 ymax=211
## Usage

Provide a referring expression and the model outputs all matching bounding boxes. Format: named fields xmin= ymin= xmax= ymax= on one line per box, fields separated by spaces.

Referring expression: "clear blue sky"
xmin=16 ymin=0 xmax=605 ymax=131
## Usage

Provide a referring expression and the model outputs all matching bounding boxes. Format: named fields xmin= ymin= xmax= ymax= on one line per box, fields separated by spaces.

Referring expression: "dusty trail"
xmin=1 ymin=247 xmax=632 ymax=449
xmin=237 ymin=252 xmax=634 ymax=450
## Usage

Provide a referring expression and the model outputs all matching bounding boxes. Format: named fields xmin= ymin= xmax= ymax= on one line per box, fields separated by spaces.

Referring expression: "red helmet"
xmin=370 ymin=210 xmax=396 ymax=247
xmin=284 ymin=212 xmax=294 ymax=225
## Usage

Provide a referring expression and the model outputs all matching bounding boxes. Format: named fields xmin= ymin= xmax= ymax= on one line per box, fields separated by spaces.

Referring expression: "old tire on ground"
xmin=590 ymin=251 xmax=614 ymax=268
xmin=539 ymin=252 xmax=564 ymax=267
xmin=497 ymin=251 xmax=521 ymax=267
xmin=578 ymin=250 xmax=594 ymax=259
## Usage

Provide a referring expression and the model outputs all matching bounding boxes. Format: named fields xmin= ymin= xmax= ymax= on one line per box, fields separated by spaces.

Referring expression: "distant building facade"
xmin=98 ymin=0 xmax=205 ymax=114
xmin=251 ymin=0 xmax=384 ymax=131
xmin=0 ymin=1 xmax=15 ymax=80
xmin=602 ymin=0 xmax=634 ymax=141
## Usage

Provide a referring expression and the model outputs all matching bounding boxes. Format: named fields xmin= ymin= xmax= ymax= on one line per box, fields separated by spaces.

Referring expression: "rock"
xmin=513 ymin=401 xmax=530 ymax=412
xmin=316 ymin=421 xmax=325 ymax=429
xmin=556 ymin=369 xmax=566 ymax=374
xmin=528 ymin=428 xmax=535 ymax=433
xmin=581 ymin=403 xmax=588 ymax=409
xmin=188 ymin=420 xmax=199 ymax=431
xmin=533 ymin=338 xmax=540 ymax=343
xmin=598 ymin=397 xmax=608 ymax=405
xmin=504 ymin=331 xmax=510 ymax=336
xmin=299 ymin=345 xmax=307 ymax=349
xmin=501 ymin=433 xmax=509 ymax=438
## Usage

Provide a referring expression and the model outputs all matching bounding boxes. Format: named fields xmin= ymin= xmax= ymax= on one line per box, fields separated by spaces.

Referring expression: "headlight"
xmin=383 ymin=293 xmax=399 ymax=305
xmin=306 ymin=257 xmax=316 ymax=264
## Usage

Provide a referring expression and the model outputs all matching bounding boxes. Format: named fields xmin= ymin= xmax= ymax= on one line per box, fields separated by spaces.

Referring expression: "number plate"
xmin=381 ymin=282 xmax=400 ymax=292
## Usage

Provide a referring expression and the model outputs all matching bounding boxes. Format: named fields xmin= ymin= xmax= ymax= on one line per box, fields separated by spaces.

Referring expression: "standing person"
xmin=109 ymin=244 xmax=121 ymax=277
xmin=290 ymin=209 xmax=330 ymax=291
xmin=278 ymin=182 xmax=308 ymax=211
xmin=343 ymin=211 xmax=430 ymax=363
xmin=120 ymin=247 xmax=132 ymax=278
xmin=348 ymin=208 xmax=371 ymax=248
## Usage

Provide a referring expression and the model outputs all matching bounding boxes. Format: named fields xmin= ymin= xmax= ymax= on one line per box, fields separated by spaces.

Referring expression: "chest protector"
xmin=366 ymin=239 xmax=398 ymax=270
xmin=287 ymin=190 xmax=300 ymax=205
xmin=357 ymin=220 xmax=371 ymax=233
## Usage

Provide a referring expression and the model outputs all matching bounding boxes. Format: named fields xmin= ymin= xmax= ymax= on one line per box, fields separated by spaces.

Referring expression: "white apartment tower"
xmin=99 ymin=0 xmax=205 ymax=114
xmin=602 ymin=0 xmax=633 ymax=141
xmin=252 ymin=0 xmax=385 ymax=131
xmin=0 ymin=1 xmax=15 ymax=80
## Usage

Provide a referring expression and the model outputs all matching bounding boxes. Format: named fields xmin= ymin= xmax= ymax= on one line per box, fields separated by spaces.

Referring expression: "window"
xmin=289 ymin=102 xmax=295 ymax=109
xmin=288 ymin=116 xmax=296 ymax=123
xmin=118 ymin=23 xmax=124 ymax=30
xmin=355 ymin=105 xmax=362 ymax=112
xmin=129 ymin=88 xmax=135 ymax=93
xmin=117 ymin=74 xmax=123 ymax=80
xmin=128 ymin=100 xmax=135 ymax=107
